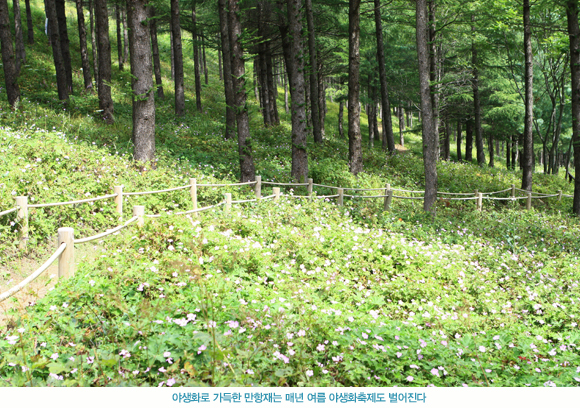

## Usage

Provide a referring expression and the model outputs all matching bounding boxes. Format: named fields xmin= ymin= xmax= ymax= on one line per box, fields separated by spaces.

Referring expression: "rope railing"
xmin=74 ymin=216 xmax=138 ymax=244
xmin=483 ymin=196 xmax=528 ymax=201
xmin=312 ymin=183 xmax=338 ymax=189
xmin=123 ymin=185 xmax=190 ymax=196
xmin=437 ymin=192 xmax=477 ymax=196
xmin=0 ymin=207 xmax=18 ymax=217
xmin=262 ymin=181 xmax=309 ymax=186
xmin=0 ymin=243 xmax=67 ymax=303
xmin=146 ymin=202 xmax=226 ymax=218
xmin=483 ymin=188 xmax=513 ymax=195
xmin=344 ymin=194 xmax=387 ymax=199
xmin=197 ymin=181 xmax=257 ymax=187
xmin=392 ymin=195 xmax=425 ymax=200
xmin=28 ymin=194 xmax=118 ymax=208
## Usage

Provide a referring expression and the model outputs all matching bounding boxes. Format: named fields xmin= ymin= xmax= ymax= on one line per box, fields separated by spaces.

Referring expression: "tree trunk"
xmin=122 ymin=7 xmax=129 ymax=65
xmin=456 ymin=120 xmax=462 ymax=161
xmin=116 ymin=3 xmax=123 ymax=70
xmin=566 ymin=0 xmax=580 ymax=214
xmin=192 ymin=0 xmax=202 ymax=112
xmin=13 ymin=0 xmax=25 ymax=74
xmin=338 ymin=100 xmax=344 ymax=138
xmin=75 ymin=0 xmax=93 ymax=91
xmin=348 ymin=0 xmax=363 ymax=175
xmin=465 ymin=118 xmax=473 ymax=162
xmin=171 ymin=0 xmax=185 ymax=116
xmin=218 ymin=34 xmax=222 ymax=81
xmin=55 ymin=0 xmax=73 ymax=94
xmin=374 ymin=0 xmax=394 ymax=152
xmin=283 ymin=57 xmax=289 ymax=113
xmin=305 ymin=0 xmax=322 ymax=143
xmin=522 ymin=0 xmax=534 ymax=191
xmin=428 ymin=1 xmax=440 ymax=156
xmin=149 ymin=6 xmax=164 ymax=99
xmin=45 ymin=0 xmax=68 ymax=100
xmin=25 ymin=0 xmax=33 ymax=44
xmin=417 ymin=0 xmax=438 ymax=212
xmin=472 ymin=17 xmax=485 ymax=166
xmin=218 ymin=0 xmax=235 ymax=140
xmin=488 ymin=131 xmax=494 ymax=167
xmin=319 ymin=67 xmax=326 ymax=135
xmin=202 ymin=30 xmax=208 ymax=85
xmin=127 ymin=0 xmax=155 ymax=162
xmin=89 ymin=0 xmax=98 ymax=87
xmin=266 ymin=42 xmax=279 ymax=125
xmin=257 ymin=3 xmax=271 ymax=126
xmin=0 ymin=0 xmax=20 ymax=106
xmin=282 ymin=0 xmax=308 ymax=181
xmin=229 ymin=0 xmax=256 ymax=182
xmin=442 ymin=118 xmax=450 ymax=160
xmin=170 ymin=29 xmax=174 ymax=80
xmin=95 ymin=0 xmax=114 ymax=122
xmin=507 ymin=134 xmax=511 ymax=169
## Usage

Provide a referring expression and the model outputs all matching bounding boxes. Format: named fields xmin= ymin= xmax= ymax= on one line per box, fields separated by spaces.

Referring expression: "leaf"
xmin=47 ymin=362 xmax=67 ymax=374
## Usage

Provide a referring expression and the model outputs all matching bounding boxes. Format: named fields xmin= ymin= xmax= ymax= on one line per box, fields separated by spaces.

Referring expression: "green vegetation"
xmin=0 ymin=0 xmax=579 ymax=387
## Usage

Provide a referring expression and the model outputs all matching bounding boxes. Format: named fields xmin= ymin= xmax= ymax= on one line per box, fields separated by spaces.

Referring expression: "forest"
xmin=0 ymin=0 xmax=580 ymax=388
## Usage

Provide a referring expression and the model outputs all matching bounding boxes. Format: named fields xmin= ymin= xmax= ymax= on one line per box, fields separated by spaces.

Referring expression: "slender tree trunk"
xmin=257 ymin=3 xmax=271 ymax=126
xmin=319 ymin=67 xmax=326 ymax=135
xmin=95 ymin=0 xmax=114 ymax=122
xmin=348 ymin=0 xmax=363 ymax=175
xmin=116 ymin=3 xmax=123 ymax=70
xmin=89 ymin=0 xmax=98 ymax=87
xmin=171 ymin=0 xmax=185 ymax=116
xmin=149 ymin=6 xmax=164 ymax=99
xmin=218 ymin=0 xmax=235 ymax=139
xmin=127 ymin=0 xmax=155 ymax=162
xmin=488 ymin=131 xmax=494 ymax=167
xmin=472 ymin=17 xmax=485 ymax=166
xmin=305 ymin=0 xmax=322 ymax=143
xmin=338 ymin=100 xmax=344 ymax=139
xmin=266 ymin=42 xmax=279 ymax=125
xmin=75 ymin=0 xmax=93 ymax=91
xmin=229 ymin=0 xmax=255 ymax=182
xmin=428 ymin=1 xmax=440 ymax=156
xmin=465 ymin=118 xmax=473 ymax=162
xmin=13 ymin=0 xmax=25 ymax=74
xmin=122 ymin=7 xmax=129 ymax=65
xmin=522 ymin=0 xmax=534 ymax=191
xmin=374 ymin=0 xmax=395 ymax=152
xmin=442 ymin=118 xmax=450 ymax=160
xmin=456 ymin=120 xmax=462 ymax=161
xmin=24 ymin=0 xmax=33 ymax=44
xmin=170 ymin=29 xmax=174 ymax=80
xmin=192 ymin=0 xmax=202 ymax=112
xmin=218 ymin=34 xmax=222 ymax=81
xmin=507 ymin=134 xmax=511 ymax=169
xmin=45 ymin=0 xmax=68 ymax=100
xmin=417 ymin=0 xmax=437 ymax=211
xmin=566 ymin=0 xmax=580 ymax=213
xmin=202 ymin=30 xmax=208 ymax=85
xmin=55 ymin=0 xmax=73 ymax=94
xmin=0 ymin=0 xmax=20 ymax=106
xmin=283 ymin=56 xmax=289 ymax=113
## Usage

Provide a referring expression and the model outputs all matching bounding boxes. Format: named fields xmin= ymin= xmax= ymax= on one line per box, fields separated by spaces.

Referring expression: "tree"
xmin=218 ymin=0 xmax=236 ymax=140
xmin=192 ymin=0 xmax=202 ymax=112
xmin=521 ymin=0 xmax=534 ymax=191
xmin=171 ymin=0 xmax=185 ymax=116
xmin=229 ymin=0 xmax=256 ymax=182
xmin=472 ymin=16 xmax=486 ymax=166
xmin=56 ymin=0 xmax=73 ymax=93
xmin=13 ymin=0 xmax=25 ymax=74
xmin=127 ymin=0 xmax=155 ymax=162
xmin=305 ymin=0 xmax=322 ymax=143
xmin=0 ymin=0 xmax=20 ymax=106
xmin=149 ymin=6 xmax=164 ymax=99
xmin=566 ymin=0 xmax=580 ymax=214
xmin=116 ymin=3 xmax=124 ymax=71
xmin=24 ymin=0 xmax=33 ymax=44
xmin=374 ymin=0 xmax=395 ymax=152
xmin=416 ymin=0 xmax=438 ymax=212
xmin=45 ymin=0 xmax=68 ymax=100
xmin=95 ymin=0 xmax=114 ymax=122
xmin=348 ymin=0 xmax=362 ymax=175
xmin=75 ymin=0 xmax=93 ymax=91
xmin=89 ymin=0 xmax=98 ymax=87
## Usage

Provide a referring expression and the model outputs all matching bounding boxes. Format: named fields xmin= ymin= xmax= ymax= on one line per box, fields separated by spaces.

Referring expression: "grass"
xmin=0 ymin=0 xmax=579 ymax=387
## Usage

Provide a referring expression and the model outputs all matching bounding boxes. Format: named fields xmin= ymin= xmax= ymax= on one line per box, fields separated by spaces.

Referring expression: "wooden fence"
xmin=0 ymin=177 xmax=573 ymax=303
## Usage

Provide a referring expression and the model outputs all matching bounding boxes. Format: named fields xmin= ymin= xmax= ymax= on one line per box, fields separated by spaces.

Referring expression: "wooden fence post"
xmin=15 ymin=196 xmax=28 ymax=250
xmin=526 ymin=192 xmax=532 ymax=210
xmin=558 ymin=190 xmax=562 ymax=201
xmin=225 ymin=193 xmax=232 ymax=213
xmin=384 ymin=183 xmax=392 ymax=211
xmin=273 ymin=187 xmax=281 ymax=201
xmin=476 ymin=192 xmax=483 ymax=212
xmin=58 ymin=227 xmax=74 ymax=279
xmin=255 ymin=176 xmax=261 ymax=199
xmin=511 ymin=184 xmax=515 ymax=198
xmin=190 ymin=178 xmax=198 ymax=213
xmin=307 ymin=178 xmax=313 ymax=197
xmin=338 ymin=188 xmax=344 ymax=206
xmin=114 ymin=185 xmax=123 ymax=219
xmin=133 ymin=205 xmax=145 ymax=227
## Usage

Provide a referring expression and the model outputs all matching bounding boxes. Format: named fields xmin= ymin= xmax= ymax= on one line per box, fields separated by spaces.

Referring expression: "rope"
xmin=437 ymin=192 xmax=476 ymax=196
xmin=231 ymin=198 xmax=258 ymax=204
xmin=29 ymin=194 xmax=118 ymax=208
xmin=344 ymin=194 xmax=387 ymax=199
xmin=312 ymin=183 xmax=338 ymax=189
xmin=530 ymin=194 xmax=560 ymax=199
xmin=343 ymin=187 xmax=389 ymax=192
xmin=392 ymin=195 xmax=425 ymax=200
xmin=198 ymin=181 xmax=257 ymax=187
xmin=0 ymin=243 xmax=67 ymax=303
xmin=485 ymin=196 xmax=528 ymax=201
xmin=441 ymin=196 xmax=479 ymax=201
xmin=261 ymin=181 xmax=309 ymax=186
xmin=261 ymin=194 xmax=277 ymax=200
xmin=0 ymin=207 xmax=18 ymax=217
xmin=391 ymin=189 xmax=425 ymax=194
xmin=74 ymin=217 xmax=138 ymax=244
xmin=146 ymin=202 xmax=226 ymax=218
xmin=483 ymin=188 xmax=512 ymax=195
xmin=123 ymin=185 xmax=189 ymax=196
xmin=315 ymin=194 xmax=340 ymax=199
xmin=563 ymin=194 xmax=573 ymax=198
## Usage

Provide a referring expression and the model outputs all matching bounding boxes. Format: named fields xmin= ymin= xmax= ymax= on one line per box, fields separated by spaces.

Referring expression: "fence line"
xmin=28 ymin=194 xmax=118 ymax=208
xmin=74 ymin=216 xmax=139 ymax=244
xmin=123 ymin=185 xmax=190 ymax=196
xmin=0 ymin=207 xmax=18 ymax=217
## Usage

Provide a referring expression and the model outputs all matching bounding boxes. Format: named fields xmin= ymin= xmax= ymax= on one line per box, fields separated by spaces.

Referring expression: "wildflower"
xmin=159 ymin=367 xmax=167 ymax=373
xmin=17 ymin=328 xmax=25 ymax=334
xmin=167 ymin=378 xmax=176 ymax=387
xmin=297 ymin=330 xmax=306 ymax=337
xmin=536 ymin=368 xmax=542 ymax=373
xmin=410 ymin=364 xmax=419 ymax=369
xmin=396 ymin=352 xmax=403 ymax=358
xmin=479 ymin=346 xmax=486 ymax=353
xmin=133 ymin=370 xmax=139 ymax=375
xmin=246 ymin=369 xmax=254 ymax=375
xmin=51 ymin=353 xmax=59 ymax=360
xmin=164 ymin=352 xmax=171 ymax=358
xmin=316 ymin=344 xmax=325 ymax=352
xmin=62 ymin=302 xmax=69 ymax=308
xmin=306 ymin=370 xmax=314 ymax=377
xmin=441 ymin=341 xmax=448 ymax=346
xmin=544 ymin=381 xmax=556 ymax=387
xmin=86 ymin=356 xmax=94 ymax=364
xmin=406 ymin=376 xmax=414 ymax=382
xmin=198 ymin=345 xmax=207 ymax=354
xmin=430 ymin=368 xmax=439 ymax=377
xmin=5 ymin=335 xmax=18 ymax=345
xmin=332 ymin=341 xmax=338 ymax=346
xmin=89 ymin=280 xmax=95 ymax=287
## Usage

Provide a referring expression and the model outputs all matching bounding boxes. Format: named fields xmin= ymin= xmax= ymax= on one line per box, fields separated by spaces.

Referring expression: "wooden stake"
xmin=114 ymin=185 xmax=123 ymax=219
xmin=225 ymin=193 xmax=232 ymax=213
xmin=526 ymin=192 xmax=532 ymax=210
xmin=384 ymin=183 xmax=392 ymax=211
xmin=273 ymin=187 xmax=281 ymax=201
xmin=58 ymin=227 xmax=74 ymax=279
xmin=307 ymin=178 xmax=313 ymax=196
xmin=338 ymin=188 xmax=344 ymax=206
xmin=511 ymin=184 xmax=516 ymax=198
xmin=133 ymin=205 xmax=145 ymax=227
xmin=476 ymin=192 xmax=483 ymax=211
xmin=255 ymin=176 xmax=261 ymax=199
xmin=190 ymin=178 xmax=198 ymax=215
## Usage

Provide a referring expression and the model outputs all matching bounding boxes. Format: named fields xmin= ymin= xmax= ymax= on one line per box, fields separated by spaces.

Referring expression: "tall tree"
xmin=55 ymin=0 xmax=73 ymax=93
xmin=348 ymin=0 xmax=363 ymax=175
xmin=116 ymin=3 xmax=124 ymax=71
xmin=13 ymin=0 xmax=25 ymax=74
xmin=0 ymin=0 xmax=20 ymax=106
xmin=218 ymin=0 xmax=236 ymax=139
xmin=472 ymin=17 xmax=485 ymax=166
xmin=127 ymin=0 xmax=155 ymax=162
xmin=89 ymin=0 xmax=98 ymax=87
xmin=24 ymin=0 xmax=33 ymax=44
xmin=566 ymin=0 xmax=580 ymax=214
xmin=95 ymin=0 xmax=114 ymax=122
xmin=305 ymin=0 xmax=322 ymax=143
xmin=171 ymin=0 xmax=185 ymax=116
xmin=149 ymin=6 xmax=164 ymax=99
xmin=229 ymin=0 xmax=256 ymax=181
xmin=374 ymin=0 xmax=395 ymax=152
xmin=192 ymin=0 xmax=202 ymax=112
xmin=45 ymin=0 xmax=68 ymax=100
xmin=75 ymin=0 xmax=93 ymax=91
xmin=521 ymin=0 xmax=534 ymax=191
xmin=416 ymin=0 xmax=438 ymax=212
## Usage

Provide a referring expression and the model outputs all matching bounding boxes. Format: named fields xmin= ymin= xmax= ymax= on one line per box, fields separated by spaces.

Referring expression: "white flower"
xmin=306 ymin=370 xmax=314 ymax=377
xmin=479 ymin=346 xmax=486 ymax=353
